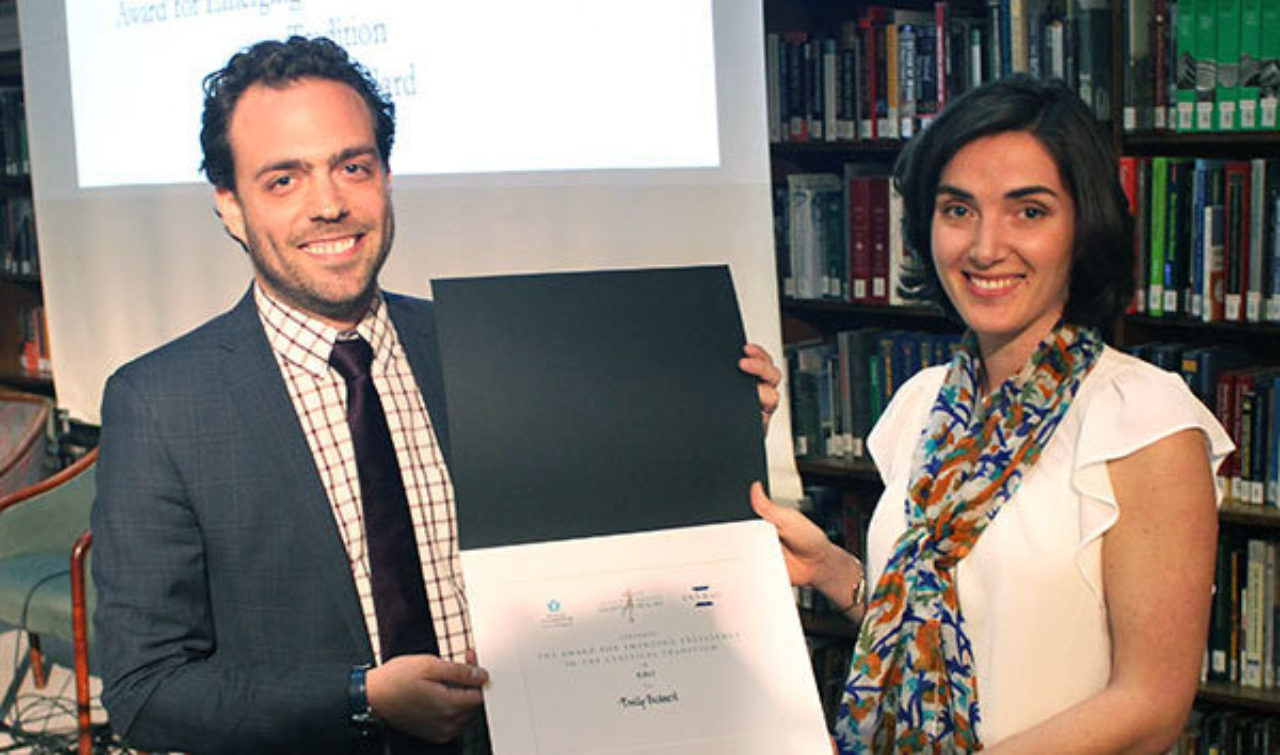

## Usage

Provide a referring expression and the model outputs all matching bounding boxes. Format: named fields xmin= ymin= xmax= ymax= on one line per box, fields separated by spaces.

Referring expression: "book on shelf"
xmin=1216 ymin=0 xmax=1242 ymax=132
xmin=1149 ymin=156 xmax=1171 ymax=316
xmin=1195 ymin=0 xmax=1218 ymax=132
xmin=1075 ymin=0 xmax=1112 ymax=122
xmin=1175 ymin=0 xmax=1198 ymax=131
xmin=0 ymin=88 xmax=28 ymax=178
xmin=767 ymin=1 xmax=1130 ymax=146
xmin=0 ymin=195 xmax=37 ymax=278
xmin=1261 ymin=0 xmax=1280 ymax=129
xmin=1203 ymin=532 xmax=1280 ymax=695
xmin=1239 ymin=0 xmax=1262 ymax=130
xmin=1123 ymin=0 xmax=1154 ymax=132
xmin=786 ymin=328 xmax=960 ymax=462
xmin=784 ymin=173 xmax=844 ymax=301
xmin=1125 ymin=155 xmax=1280 ymax=324
xmin=1224 ymin=161 xmax=1252 ymax=322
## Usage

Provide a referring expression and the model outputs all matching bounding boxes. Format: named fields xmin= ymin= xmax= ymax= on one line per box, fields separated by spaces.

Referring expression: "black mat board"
xmin=433 ymin=265 xmax=767 ymax=549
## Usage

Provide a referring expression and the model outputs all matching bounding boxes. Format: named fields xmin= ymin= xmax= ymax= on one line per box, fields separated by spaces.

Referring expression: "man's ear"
xmin=214 ymin=186 xmax=248 ymax=249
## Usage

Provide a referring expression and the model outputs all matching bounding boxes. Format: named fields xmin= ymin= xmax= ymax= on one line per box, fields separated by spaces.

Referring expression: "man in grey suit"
xmin=91 ymin=36 xmax=782 ymax=755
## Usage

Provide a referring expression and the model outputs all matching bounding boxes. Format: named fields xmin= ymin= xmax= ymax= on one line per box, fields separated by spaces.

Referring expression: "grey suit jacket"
xmin=91 ymin=290 xmax=453 ymax=754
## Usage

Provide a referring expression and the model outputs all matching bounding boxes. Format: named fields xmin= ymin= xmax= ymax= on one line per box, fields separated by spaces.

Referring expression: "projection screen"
xmin=18 ymin=0 xmax=802 ymax=499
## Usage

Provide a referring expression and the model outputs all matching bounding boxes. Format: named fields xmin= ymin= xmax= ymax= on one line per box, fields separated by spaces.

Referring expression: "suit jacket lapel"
xmin=387 ymin=295 xmax=452 ymax=466
xmin=216 ymin=290 xmax=373 ymax=658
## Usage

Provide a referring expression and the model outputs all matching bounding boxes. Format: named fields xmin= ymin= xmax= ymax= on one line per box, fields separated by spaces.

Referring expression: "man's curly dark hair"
xmin=199 ymin=36 xmax=395 ymax=191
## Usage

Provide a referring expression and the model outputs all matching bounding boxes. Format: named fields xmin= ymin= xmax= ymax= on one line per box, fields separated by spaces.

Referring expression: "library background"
xmin=769 ymin=0 xmax=1279 ymax=752
xmin=0 ymin=0 xmax=1277 ymax=752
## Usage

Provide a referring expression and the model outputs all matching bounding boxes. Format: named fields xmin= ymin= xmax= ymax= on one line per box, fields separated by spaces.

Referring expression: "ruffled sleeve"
xmin=1071 ymin=354 xmax=1234 ymax=594
xmin=868 ymin=365 xmax=948 ymax=483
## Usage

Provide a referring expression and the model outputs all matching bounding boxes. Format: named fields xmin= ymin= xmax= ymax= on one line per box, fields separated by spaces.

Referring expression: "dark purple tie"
xmin=330 ymin=336 xmax=440 ymax=662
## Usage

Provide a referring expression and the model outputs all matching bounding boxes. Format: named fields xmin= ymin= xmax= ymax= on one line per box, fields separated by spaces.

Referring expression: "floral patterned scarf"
xmin=833 ymin=322 xmax=1103 ymax=753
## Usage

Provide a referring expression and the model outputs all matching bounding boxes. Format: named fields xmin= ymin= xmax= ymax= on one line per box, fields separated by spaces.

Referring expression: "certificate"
xmin=434 ymin=267 xmax=829 ymax=753
xmin=461 ymin=521 xmax=831 ymax=754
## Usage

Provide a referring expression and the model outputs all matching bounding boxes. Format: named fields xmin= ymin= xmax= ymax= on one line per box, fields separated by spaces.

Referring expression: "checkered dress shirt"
xmin=254 ymin=285 xmax=472 ymax=663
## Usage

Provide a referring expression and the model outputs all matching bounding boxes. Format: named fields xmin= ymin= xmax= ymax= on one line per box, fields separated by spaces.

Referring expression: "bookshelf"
xmin=765 ymin=0 xmax=1280 ymax=746
xmin=0 ymin=49 xmax=45 ymax=397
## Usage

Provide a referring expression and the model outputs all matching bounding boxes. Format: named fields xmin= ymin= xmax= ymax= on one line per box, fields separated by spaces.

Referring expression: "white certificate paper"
xmin=462 ymin=520 xmax=831 ymax=754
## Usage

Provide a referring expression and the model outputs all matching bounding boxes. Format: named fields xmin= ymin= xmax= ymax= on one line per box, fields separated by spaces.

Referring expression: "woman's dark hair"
xmin=893 ymin=75 xmax=1134 ymax=331
xmin=199 ymin=36 xmax=395 ymax=191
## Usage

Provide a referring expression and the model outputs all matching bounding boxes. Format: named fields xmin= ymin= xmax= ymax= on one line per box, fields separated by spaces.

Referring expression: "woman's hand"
xmin=739 ymin=344 xmax=781 ymax=432
xmin=751 ymin=482 xmax=863 ymax=613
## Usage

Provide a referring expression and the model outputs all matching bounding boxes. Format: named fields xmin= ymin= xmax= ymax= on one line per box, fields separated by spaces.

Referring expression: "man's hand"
xmin=739 ymin=343 xmax=781 ymax=432
xmin=366 ymin=653 xmax=489 ymax=744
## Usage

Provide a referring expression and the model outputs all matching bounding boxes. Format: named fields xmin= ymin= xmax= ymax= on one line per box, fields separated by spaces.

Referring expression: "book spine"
xmin=885 ymin=22 xmax=900 ymax=140
xmin=1270 ymin=375 xmax=1280 ymax=506
xmin=807 ymin=38 xmax=824 ymax=141
xmin=1225 ymin=162 xmax=1251 ymax=321
xmin=1268 ymin=165 xmax=1280 ymax=321
xmin=1076 ymin=0 xmax=1113 ymax=121
xmin=935 ymin=2 xmax=950 ymax=111
xmin=1210 ymin=535 xmax=1232 ymax=681
xmin=1207 ymin=202 xmax=1227 ymax=322
xmin=1192 ymin=160 xmax=1206 ymax=318
xmin=1120 ymin=155 xmax=1143 ymax=313
xmin=1239 ymin=0 xmax=1262 ymax=129
xmin=1010 ymin=0 xmax=1028 ymax=73
xmin=869 ymin=176 xmax=891 ymax=305
xmin=858 ymin=19 xmax=875 ymax=140
xmin=785 ymin=32 xmax=809 ymax=141
xmin=1261 ymin=0 xmax=1280 ymax=128
xmin=766 ymin=33 xmax=783 ymax=143
xmin=1177 ymin=0 xmax=1199 ymax=131
xmin=1251 ymin=379 xmax=1269 ymax=504
xmin=840 ymin=40 xmax=858 ymax=141
xmin=899 ymin=24 xmax=917 ymax=139
xmin=847 ymin=169 xmax=871 ymax=302
xmin=1154 ymin=0 xmax=1170 ymax=130
xmin=1217 ymin=0 xmax=1242 ymax=131
xmin=1150 ymin=156 xmax=1170 ymax=316
xmin=823 ymin=38 xmax=839 ymax=143
xmin=917 ymin=21 xmax=939 ymax=129
xmin=1246 ymin=538 xmax=1268 ymax=687
xmin=1175 ymin=162 xmax=1197 ymax=313
xmin=1125 ymin=0 xmax=1154 ymax=132
xmin=1248 ymin=159 xmax=1267 ymax=322
xmin=874 ymin=16 xmax=891 ymax=139
xmin=1195 ymin=0 xmax=1218 ymax=131
xmin=1238 ymin=377 xmax=1255 ymax=502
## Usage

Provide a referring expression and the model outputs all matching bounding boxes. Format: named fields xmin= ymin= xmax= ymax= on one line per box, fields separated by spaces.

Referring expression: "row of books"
xmin=765 ymin=0 xmax=1115 ymax=145
xmin=1124 ymin=0 xmax=1280 ymax=134
xmin=1173 ymin=708 xmax=1280 ymax=754
xmin=0 ymin=87 xmax=26 ymax=178
xmin=0 ymin=195 xmax=37 ymax=278
xmin=1122 ymin=156 xmax=1280 ymax=323
xmin=1205 ymin=534 xmax=1280 ymax=693
xmin=777 ymin=167 xmax=917 ymax=305
xmin=787 ymin=327 xmax=961 ymax=461
xmin=1129 ymin=341 xmax=1275 ymax=507
xmin=15 ymin=302 xmax=49 ymax=378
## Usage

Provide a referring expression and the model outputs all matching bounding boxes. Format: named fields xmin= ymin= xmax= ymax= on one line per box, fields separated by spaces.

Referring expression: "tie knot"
xmin=329 ymin=336 xmax=374 ymax=382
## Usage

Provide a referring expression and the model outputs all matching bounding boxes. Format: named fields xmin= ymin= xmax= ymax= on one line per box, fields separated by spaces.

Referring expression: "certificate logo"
xmin=599 ymin=588 xmax=663 ymax=623
xmin=682 ymin=584 xmax=720 ymax=608
xmin=539 ymin=598 xmax=574 ymax=629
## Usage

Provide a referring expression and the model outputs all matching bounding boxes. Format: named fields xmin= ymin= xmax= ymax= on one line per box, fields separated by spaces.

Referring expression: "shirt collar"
xmin=254 ymin=284 xmax=395 ymax=377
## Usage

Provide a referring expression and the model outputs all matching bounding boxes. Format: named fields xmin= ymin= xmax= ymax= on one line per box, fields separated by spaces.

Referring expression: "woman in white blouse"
xmin=753 ymin=76 xmax=1232 ymax=753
